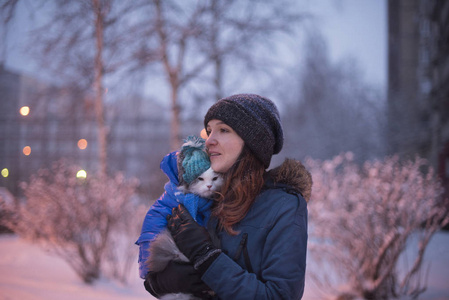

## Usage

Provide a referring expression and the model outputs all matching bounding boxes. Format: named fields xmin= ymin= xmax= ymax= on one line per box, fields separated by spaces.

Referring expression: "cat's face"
xmin=188 ymin=168 xmax=223 ymax=198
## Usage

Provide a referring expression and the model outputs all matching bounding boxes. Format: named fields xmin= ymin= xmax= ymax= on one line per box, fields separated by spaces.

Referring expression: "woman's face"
xmin=205 ymin=119 xmax=244 ymax=173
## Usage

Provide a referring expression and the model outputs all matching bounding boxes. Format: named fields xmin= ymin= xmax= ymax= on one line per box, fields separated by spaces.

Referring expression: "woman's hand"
xmin=144 ymin=261 xmax=210 ymax=297
xmin=167 ymin=204 xmax=221 ymax=271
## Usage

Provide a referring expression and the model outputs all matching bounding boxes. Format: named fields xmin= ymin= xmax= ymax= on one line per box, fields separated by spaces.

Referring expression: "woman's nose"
xmin=206 ymin=133 xmax=217 ymax=147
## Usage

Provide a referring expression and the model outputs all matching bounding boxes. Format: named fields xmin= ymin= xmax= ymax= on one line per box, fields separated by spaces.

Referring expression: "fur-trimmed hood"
xmin=266 ymin=158 xmax=312 ymax=202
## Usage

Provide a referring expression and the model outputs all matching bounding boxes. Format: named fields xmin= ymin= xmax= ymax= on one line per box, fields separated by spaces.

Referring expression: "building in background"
xmin=0 ymin=65 xmax=170 ymax=200
xmin=387 ymin=0 xmax=449 ymax=196
xmin=0 ymin=66 xmax=21 ymax=196
xmin=1 ymin=65 xmax=98 ymax=197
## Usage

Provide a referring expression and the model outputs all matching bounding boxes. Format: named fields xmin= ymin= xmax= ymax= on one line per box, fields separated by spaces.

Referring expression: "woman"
xmin=140 ymin=94 xmax=311 ymax=299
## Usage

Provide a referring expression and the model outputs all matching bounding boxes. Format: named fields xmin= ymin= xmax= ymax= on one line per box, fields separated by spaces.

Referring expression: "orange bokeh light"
xmin=20 ymin=106 xmax=30 ymax=116
xmin=23 ymin=146 xmax=31 ymax=156
xmin=200 ymin=128 xmax=208 ymax=140
xmin=77 ymin=139 xmax=88 ymax=150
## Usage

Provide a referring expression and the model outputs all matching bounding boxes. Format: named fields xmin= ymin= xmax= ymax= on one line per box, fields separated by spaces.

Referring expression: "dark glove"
xmin=144 ymin=260 xmax=210 ymax=297
xmin=167 ymin=204 xmax=221 ymax=272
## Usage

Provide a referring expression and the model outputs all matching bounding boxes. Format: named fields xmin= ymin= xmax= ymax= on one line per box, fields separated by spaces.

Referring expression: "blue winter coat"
xmin=136 ymin=151 xmax=213 ymax=279
xmin=203 ymin=159 xmax=310 ymax=300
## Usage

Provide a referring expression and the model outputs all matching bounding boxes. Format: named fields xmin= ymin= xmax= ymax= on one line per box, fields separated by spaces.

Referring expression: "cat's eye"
xmin=198 ymin=178 xmax=204 ymax=181
xmin=213 ymin=177 xmax=218 ymax=181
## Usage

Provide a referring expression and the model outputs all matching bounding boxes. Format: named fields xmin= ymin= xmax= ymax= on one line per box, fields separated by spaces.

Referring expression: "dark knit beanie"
xmin=204 ymin=93 xmax=283 ymax=168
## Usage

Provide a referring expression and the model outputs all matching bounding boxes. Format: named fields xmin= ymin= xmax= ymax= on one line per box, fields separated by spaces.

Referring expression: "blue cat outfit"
xmin=135 ymin=151 xmax=213 ymax=279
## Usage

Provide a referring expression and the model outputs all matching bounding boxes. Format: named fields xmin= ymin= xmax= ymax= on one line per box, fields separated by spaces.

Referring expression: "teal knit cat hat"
xmin=180 ymin=135 xmax=211 ymax=184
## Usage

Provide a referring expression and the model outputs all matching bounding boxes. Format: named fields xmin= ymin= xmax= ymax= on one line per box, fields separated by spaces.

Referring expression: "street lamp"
xmin=19 ymin=106 xmax=30 ymax=116
xmin=78 ymin=139 xmax=88 ymax=150
xmin=76 ymin=169 xmax=87 ymax=179
xmin=22 ymin=146 xmax=31 ymax=156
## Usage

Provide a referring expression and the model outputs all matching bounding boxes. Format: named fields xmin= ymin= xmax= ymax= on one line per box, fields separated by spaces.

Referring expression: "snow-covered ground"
xmin=0 ymin=234 xmax=154 ymax=300
xmin=1 ymin=232 xmax=448 ymax=300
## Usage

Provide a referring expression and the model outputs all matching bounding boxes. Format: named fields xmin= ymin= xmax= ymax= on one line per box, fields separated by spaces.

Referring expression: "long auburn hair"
xmin=212 ymin=146 xmax=266 ymax=235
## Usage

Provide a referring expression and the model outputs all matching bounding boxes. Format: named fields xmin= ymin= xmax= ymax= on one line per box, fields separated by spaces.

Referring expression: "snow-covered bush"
xmin=306 ymin=153 xmax=449 ymax=300
xmin=0 ymin=160 xmax=143 ymax=284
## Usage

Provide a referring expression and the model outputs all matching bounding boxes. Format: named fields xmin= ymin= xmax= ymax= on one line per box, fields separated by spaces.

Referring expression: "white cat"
xmin=178 ymin=167 xmax=223 ymax=199
xmin=146 ymin=167 xmax=223 ymax=300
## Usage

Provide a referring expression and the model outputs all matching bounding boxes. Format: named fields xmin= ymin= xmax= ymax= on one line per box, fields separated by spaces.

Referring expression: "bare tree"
xmin=280 ymin=30 xmax=385 ymax=162
xmin=306 ymin=153 xmax=449 ymax=299
xmin=92 ymin=0 xmax=107 ymax=176
xmin=4 ymin=0 xmax=307 ymax=152
xmin=135 ymin=0 xmax=305 ymax=150
xmin=2 ymin=0 xmax=144 ymax=176
xmin=198 ymin=0 xmax=304 ymax=99
xmin=0 ymin=0 xmax=19 ymax=64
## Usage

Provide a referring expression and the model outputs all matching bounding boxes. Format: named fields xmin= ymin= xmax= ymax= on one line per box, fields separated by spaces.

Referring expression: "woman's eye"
xmin=220 ymin=128 xmax=229 ymax=133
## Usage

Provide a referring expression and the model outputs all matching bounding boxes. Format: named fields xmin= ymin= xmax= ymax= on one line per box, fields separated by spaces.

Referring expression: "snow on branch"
xmin=306 ymin=153 xmax=449 ymax=299
xmin=0 ymin=160 xmax=144 ymax=284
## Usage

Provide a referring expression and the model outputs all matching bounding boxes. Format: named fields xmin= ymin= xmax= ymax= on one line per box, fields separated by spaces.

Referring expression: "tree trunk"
xmin=154 ymin=0 xmax=181 ymax=151
xmin=214 ymin=56 xmax=223 ymax=101
xmin=93 ymin=0 xmax=107 ymax=176
xmin=170 ymin=84 xmax=180 ymax=151
xmin=211 ymin=1 xmax=223 ymax=101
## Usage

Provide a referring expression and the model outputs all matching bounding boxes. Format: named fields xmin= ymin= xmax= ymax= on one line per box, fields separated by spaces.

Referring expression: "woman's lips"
xmin=209 ymin=151 xmax=221 ymax=157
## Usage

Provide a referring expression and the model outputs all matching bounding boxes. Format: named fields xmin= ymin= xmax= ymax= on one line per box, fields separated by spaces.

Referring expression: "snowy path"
xmin=0 ymin=235 xmax=154 ymax=300
xmin=1 ymin=232 xmax=448 ymax=299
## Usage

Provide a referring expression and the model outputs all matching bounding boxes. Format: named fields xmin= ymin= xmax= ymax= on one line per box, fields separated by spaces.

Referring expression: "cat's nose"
xmin=207 ymin=185 xmax=212 ymax=189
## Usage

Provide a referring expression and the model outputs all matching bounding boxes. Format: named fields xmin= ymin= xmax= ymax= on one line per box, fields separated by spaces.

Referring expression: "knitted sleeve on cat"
xmin=166 ymin=181 xmax=213 ymax=226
